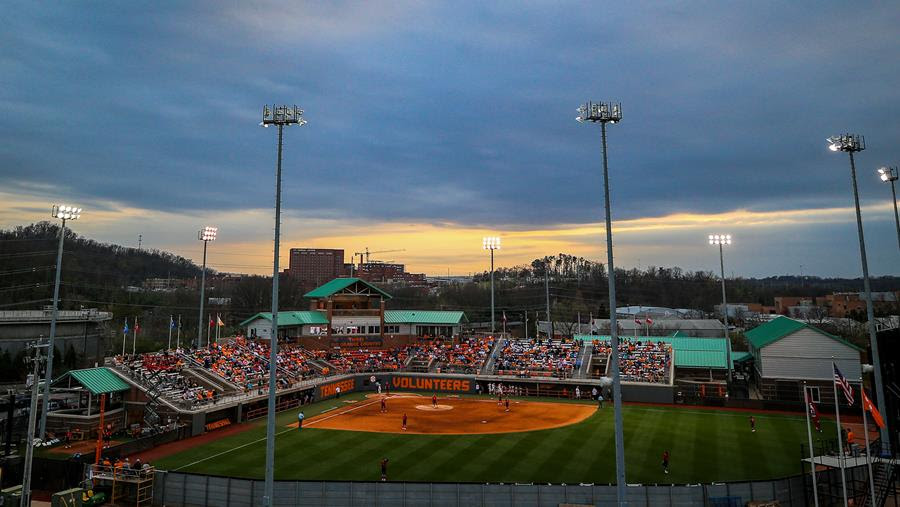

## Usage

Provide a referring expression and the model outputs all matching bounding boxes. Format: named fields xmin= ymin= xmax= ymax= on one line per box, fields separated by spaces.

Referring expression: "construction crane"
xmin=351 ymin=248 xmax=405 ymax=275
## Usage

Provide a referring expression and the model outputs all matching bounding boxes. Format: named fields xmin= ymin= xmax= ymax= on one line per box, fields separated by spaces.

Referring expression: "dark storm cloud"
xmin=1 ymin=1 xmax=899 ymax=226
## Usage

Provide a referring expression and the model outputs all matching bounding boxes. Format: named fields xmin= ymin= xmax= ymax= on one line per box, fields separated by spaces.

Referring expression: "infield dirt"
xmin=290 ymin=393 xmax=597 ymax=435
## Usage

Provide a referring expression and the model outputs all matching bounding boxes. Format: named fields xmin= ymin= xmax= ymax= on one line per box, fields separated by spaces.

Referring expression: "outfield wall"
xmin=151 ymin=470 xmax=811 ymax=507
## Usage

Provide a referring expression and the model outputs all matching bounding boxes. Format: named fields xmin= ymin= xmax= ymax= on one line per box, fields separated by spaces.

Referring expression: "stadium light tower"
xmin=260 ymin=104 xmax=306 ymax=507
xmin=196 ymin=226 xmax=217 ymax=349
xmin=39 ymin=204 xmax=81 ymax=441
xmin=708 ymin=234 xmax=732 ymax=346
xmin=576 ymin=100 xmax=627 ymax=506
xmin=483 ymin=236 xmax=501 ymax=333
xmin=827 ymin=134 xmax=890 ymax=445
xmin=877 ymin=166 xmax=900 ymax=251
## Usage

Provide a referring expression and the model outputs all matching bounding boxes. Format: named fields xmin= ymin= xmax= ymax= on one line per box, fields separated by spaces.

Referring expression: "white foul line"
xmin=172 ymin=397 xmax=382 ymax=471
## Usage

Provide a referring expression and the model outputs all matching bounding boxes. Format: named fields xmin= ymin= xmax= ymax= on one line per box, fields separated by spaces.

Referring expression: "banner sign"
xmin=331 ymin=336 xmax=384 ymax=348
xmin=320 ymin=378 xmax=355 ymax=398
xmin=391 ymin=376 xmax=473 ymax=393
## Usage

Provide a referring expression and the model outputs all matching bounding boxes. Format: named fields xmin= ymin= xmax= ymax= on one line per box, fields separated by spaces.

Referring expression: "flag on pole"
xmin=832 ymin=362 xmax=854 ymax=405
xmin=502 ymin=312 xmax=507 ymax=324
xmin=646 ymin=317 xmax=653 ymax=326
xmin=861 ymin=388 xmax=885 ymax=429
xmin=217 ymin=315 xmax=225 ymax=327
xmin=134 ymin=321 xmax=141 ymax=334
xmin=633 ymin=317 xmax=641 ymax=325
xmin=123 ymin=320 xmax=129 ymax=334
xmin=170 ymin=316 xmax=176 ymax=329
xmin=209 ymin=315 xmax=214 ymax=327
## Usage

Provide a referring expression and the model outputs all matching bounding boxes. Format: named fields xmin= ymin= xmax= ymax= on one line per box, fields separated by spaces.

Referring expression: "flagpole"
xmin=121 ymin=318 xmax=127 ymax=357
xmin=803 ymin=381 xmax=820 ymax=507
xmin=860 ymin=380 xmax=876 ymax=504
xmin=176 ymin=314 xmax=182 ymax=350
xmin=168 ymin=315 xmax=173 ymax=350
xmin=207 ymin=314 xmax=212 ymax=348
xmin=132 ymin=316 xmax=137 ymax=356
xmin=832 ymin=360 xmax=849 ymax=507
xmin=216 ymin=313 xmax=221 ymax=345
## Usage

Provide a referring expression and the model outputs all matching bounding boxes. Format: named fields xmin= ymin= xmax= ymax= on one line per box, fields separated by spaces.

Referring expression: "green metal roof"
xmin=239 ymin=311 xmax=329 ymax=327
xmin=303 ymin=278 xmax=392 ymax=300
xmin=732 ymin=351 xmax=752 ymax=365
xmin=577 ymin=335 xmax=731 ymax=369
xmin=744 ymin=316 xmax=863 ymax=351
xmin=66 ymin=368 xmax=131 ymax=395
xmin=384 ymin=310 xmax=468 ymax=324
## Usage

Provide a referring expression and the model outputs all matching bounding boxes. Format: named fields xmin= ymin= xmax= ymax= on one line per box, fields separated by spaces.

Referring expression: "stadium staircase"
xmin=140 ymin=369 xmax=166 ymax=429
xmin=575 ymin=342 xmax=592 ymax=378
xmin=864 ymin=460 xmax=897 ymax=507
xmin=480 ymin=338 xmax=505 ymax=374
xmin=182 ymin=367 xmax=239 ymax=393
xmin=106 ymin=363 xmax=182 ymax=413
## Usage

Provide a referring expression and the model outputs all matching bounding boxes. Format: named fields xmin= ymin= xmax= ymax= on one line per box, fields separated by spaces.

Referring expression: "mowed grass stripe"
xmin=155 ymin=400 xmax=812 ymax=484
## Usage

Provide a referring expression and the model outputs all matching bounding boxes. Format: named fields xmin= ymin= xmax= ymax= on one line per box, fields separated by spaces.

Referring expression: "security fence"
xmin=153 ymin=471 xmax=808 ymax=506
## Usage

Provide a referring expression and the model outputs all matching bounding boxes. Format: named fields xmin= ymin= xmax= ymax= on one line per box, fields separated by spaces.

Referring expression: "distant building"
xmin=0 ymin=309 xmax=112 ymax=366
xmin=822 ymin=291 xmax=899 ymax=318
xmin=285 ymin=248 xmax=348 ymax=288
xmin=240 ymin=278 xmax=467 ymax=348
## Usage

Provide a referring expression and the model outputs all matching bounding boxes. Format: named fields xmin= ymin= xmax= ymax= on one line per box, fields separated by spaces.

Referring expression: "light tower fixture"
xmin=708 ymin=234 xmax=733 ymax=372
xmin=196 ymin=226 xmax=217 ymax=349
xmin=877 ymin=166 xmax=900 ymax=251
xmin=39 ymin=204 xmax=82 ymax=441
xmin=482 ymin=236 xmax=501 ymax=333
xmin=260 ymin=104 xmax=306 ymax=507
xmin=576 ymin=99 xmax=626 ymax=507
xmin=827 ymin=133 xmax=890 ymax=447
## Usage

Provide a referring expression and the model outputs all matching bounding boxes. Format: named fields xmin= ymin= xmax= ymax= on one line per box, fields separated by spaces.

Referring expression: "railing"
xmin=0 ymin=309 xmax=112 ymax=321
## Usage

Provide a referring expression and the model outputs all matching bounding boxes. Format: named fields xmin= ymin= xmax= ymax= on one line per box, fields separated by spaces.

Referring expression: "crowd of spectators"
xmin=494 ymin=338 xmax=581 ymax=378
xmin=593 ymin=339 xmax=671 ymax=383
xmin=322 ymin=348 xmax=409 ymax=373
xmin=404 ymin=337 xmax=496 ymax=373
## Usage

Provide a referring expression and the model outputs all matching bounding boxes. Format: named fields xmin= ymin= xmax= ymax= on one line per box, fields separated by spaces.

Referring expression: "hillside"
xmin=0 ymin=221 xmax=204 ymax=309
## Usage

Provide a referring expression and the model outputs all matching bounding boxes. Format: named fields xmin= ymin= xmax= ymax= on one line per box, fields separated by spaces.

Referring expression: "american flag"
xmin=832 ymin=362 xmax=854 ymax=405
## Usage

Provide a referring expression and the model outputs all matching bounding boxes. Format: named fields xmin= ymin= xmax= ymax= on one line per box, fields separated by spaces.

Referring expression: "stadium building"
xmin=745 ymin=316 xmax=862 ymax=405
xmin=240 ymin=278 xmax=467 ymax=348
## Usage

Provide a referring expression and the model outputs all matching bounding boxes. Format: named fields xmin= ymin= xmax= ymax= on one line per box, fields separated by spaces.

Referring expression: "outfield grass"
xmin=153 ymin=393 xmax=824 ymax=484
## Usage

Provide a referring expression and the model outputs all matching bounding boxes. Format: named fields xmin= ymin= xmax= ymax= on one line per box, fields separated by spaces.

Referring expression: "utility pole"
xmin=544 ymin=265 xmax=551 ymax=336
xmin=22 ymin=338 xmax=48 ymax=507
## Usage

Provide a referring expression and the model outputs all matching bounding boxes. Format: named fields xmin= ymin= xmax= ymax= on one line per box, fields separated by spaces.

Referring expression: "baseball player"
xmin=402 ymin=413 xmax=408 ymax=431
xmin=432 ymin=393 xmax=437 ymax=408
xmin=662 ymin=450 xmax=670 ymax=474
xmin=504 ymin=397 xmax=510 ymax=412
xmin=381 ymin=397 xmax=387 ymax=413
xmin=749 ymin=415 xmax=756 ymax=433
xmin=297 ymin=411 xmax=305 ymax=432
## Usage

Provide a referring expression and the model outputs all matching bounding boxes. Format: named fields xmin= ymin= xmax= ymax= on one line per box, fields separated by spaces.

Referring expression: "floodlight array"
xmin=51 ymin=205 xmax=82 ymax=220
xmin=708 ymin=234 xmax=732 ymax=246
xmin=199 ymin=226 xmax=218 ymax=241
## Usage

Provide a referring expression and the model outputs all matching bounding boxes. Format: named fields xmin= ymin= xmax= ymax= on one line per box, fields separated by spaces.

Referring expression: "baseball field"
xmin=149 ymin=392 xmax=827 ymax=484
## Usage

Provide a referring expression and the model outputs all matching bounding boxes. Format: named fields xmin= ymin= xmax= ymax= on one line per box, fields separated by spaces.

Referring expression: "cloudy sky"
xmin=1 ymin=1 xmax=899 ymax=277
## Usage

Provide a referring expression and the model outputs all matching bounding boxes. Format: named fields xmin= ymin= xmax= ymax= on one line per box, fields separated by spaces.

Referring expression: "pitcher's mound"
xmin=415 ymin=404 xmax=453 ymax=411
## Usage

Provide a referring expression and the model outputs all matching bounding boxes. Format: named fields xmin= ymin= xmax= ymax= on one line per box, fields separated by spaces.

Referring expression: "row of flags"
xmin=833 ymin=362 xmax=884 ymax=428
xmin=123 ymin=315 xmax=225 ymax=334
